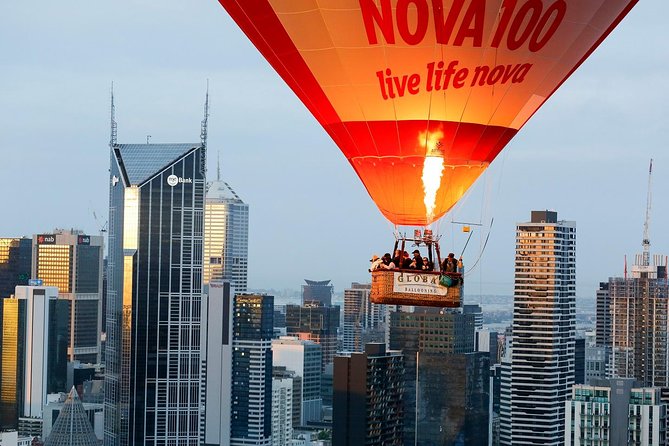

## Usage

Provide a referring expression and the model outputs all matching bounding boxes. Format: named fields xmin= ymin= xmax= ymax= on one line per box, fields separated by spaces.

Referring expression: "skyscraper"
xmin=272 ymin=336 xmax=322 ymax=425
xmin=271 ymin=373 xmax=293 ymax=446
xmin=0 ymin=286 xmax=68 ymax=431
xmin=104 ymin=133 xmax=206 ymax=445
xmin=499 ymin=210 xmax=576 ymax=446
xmin=388 ymin=307 xmax=479 ymax=445
xmin=231 ymin=294 xmax=273 ymax=446
xmin=343 ymin=282 xmax=386 ymax=352
xmin=202 ymin=281 xmax=234 ymax=446
xmin=203 ymin=173 xmax=249 ymax=292
xmin=301 ymin=279 xmax=333 ymax=306
xmin=0 ymin=237 xmax=31 ymax=299
xmin=609 ymin=258 xmax=669 ymax=387
xmin=285 ymin=301 xmax=340 ymax=371
xmin=32 ymin=230 xmax=104 ymax=363
xmin=333 ymin=343 xmax=404 ymax=446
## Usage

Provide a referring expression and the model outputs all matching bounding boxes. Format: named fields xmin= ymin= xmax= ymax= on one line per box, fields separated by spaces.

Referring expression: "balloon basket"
xmin=370 ymin=270 xmax=461 ymax=308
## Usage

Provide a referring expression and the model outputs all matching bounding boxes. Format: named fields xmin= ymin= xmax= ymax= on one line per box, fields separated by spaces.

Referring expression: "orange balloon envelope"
xmin=217 ymin=0 xmax=637 ymax=226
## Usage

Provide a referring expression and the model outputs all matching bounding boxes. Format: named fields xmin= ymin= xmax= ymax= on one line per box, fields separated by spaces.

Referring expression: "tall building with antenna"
xmin=604 ymin=160 xmax=669 ymax=387
xmin=104 ymin=88 xmax=207 ymax=445
xmin=203 ymin=154 xmax=249 ymax=291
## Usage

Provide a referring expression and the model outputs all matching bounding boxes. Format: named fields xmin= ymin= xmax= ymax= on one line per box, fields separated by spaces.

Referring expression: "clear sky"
xmin=1 ymin=1 xmax=667 ymax=299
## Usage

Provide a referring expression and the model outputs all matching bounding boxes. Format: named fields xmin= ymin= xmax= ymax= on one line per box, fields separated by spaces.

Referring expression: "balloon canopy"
xmin=217 ymin=0 xmax=637 ymax=226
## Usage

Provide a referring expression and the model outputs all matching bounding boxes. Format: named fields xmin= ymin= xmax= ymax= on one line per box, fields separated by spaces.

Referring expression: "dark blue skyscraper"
xmin=104 ymin=139 xmax=206 ymax=445
xmin=0 ymin=238 xmax=31 ymax=299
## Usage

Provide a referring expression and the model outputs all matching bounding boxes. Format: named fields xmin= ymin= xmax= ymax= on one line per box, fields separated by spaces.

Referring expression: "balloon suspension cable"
xmin=463 ymin=217 xmax=494 ymax=277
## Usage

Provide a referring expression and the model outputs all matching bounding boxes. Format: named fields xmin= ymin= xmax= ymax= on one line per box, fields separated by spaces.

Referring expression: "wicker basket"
xmin=369 ymin=270 xmax=461 ymax=307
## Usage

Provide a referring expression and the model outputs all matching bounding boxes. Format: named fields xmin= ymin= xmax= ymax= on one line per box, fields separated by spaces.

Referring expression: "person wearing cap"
xmin=369 ymin=254 xmax=384 ymax=272
xmin=410 ymin=249 xmax=424 ymax=270
xmin=442 ymin=252 xmax=458 ymax=273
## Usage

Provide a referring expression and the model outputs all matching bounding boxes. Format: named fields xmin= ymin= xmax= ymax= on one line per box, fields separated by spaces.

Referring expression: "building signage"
xmin=37 ymin=234 xmax=56 ymax=245
xmin=167 ymin=174 xmax=193 ymax=187
xmin=77 ymin=235 xmax=91 ymax=245
xmin=392 ymin=272 xmax=448 ymax=296
xmin=28 ymin=279 xmax=43 ymax=286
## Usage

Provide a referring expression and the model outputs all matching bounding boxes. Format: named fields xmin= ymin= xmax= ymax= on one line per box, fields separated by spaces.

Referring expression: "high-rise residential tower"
xmin=203 ymin=170 xmax=249 ymax=292
xmin=231 ymin=294 xmax=273 ymax=446
xmin=0 ymin=286 xmax=68 ymax=432
xmin=104 ymin=115 xmax=206 ymax=445
xmin=32 ymin=230 xmax=104 ymax=363
xmin=499 ymin=210 xmax=576 ymax=446
xmin=0 ymin=238 xmax=31 ymax=299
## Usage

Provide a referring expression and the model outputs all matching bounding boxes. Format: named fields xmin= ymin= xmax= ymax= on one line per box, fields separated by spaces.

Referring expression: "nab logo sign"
xmin=37 ymin=234 xmax=56 ymax=245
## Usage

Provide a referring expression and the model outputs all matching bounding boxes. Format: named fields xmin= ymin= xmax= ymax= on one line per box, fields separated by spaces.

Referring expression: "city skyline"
xmin=2 ymin=1 xmax=668 ymax=298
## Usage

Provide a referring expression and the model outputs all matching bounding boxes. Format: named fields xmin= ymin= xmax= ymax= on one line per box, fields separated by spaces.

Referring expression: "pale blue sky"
xmin=1 ymin=1 xmax=667 ymax=298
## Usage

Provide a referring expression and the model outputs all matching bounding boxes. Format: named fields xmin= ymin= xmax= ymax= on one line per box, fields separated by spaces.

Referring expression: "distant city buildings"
xmin=499 ymin=210 xmax=576 ymax=446
xmin=203 ymin=178 xmax=249 ymax=292
xmin=0 ymin=237 xmax=31 ymax=299
xmin=333 ymin=343 xmax=404 ymax=446
xmin=0 ymin=286 xmax=68 ymax=433
xmin=104 ymin=140 xmax=206 ymax=445
xmin=271 ymin=373 xmax=293 ymax=446
xmin=32 ymin=230 xmax=104 ymax=363
xmin=231 ymin=294 xmax=274 ymax=446
xmin=301 ymin=279 xmax=333 ymax=306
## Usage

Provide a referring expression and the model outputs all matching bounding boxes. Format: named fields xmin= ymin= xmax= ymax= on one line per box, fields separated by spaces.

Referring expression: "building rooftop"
xmin=115 ymin=143 xmax=200 ymax=185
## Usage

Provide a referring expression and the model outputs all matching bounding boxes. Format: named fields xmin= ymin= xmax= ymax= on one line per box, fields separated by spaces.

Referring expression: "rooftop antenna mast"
xmin=642 ymin=159 xmax=653 ymax=267
xmin=200 ymin=80 xmax=210 ymax=149
xmin=110 ymin=82 xmax=118 ymax=147
xmin=217 ymin=150 xmax=221 ymax=181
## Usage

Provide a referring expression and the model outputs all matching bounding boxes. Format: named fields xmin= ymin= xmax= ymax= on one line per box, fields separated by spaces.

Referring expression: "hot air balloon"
xmin=216 ymin=0 xmax=637 ymax=306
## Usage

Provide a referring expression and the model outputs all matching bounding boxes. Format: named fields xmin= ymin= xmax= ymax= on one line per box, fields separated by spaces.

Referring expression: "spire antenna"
xmin=200 ymin=80 xmax=210 ymax=149
xmin=642 ymin=159 xmax=653 ymax=267
xmin=110 ymin=82 xmax=118 ymax=147
xmin=217 ymin=150 xmax=221 ymax=181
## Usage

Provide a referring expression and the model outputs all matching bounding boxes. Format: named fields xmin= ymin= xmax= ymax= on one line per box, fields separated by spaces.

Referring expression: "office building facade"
xmin=272 ymin=336 xmax=322 ymax=425
xmin=0 ymin=238 xmax=31 ymax=299
xmin=285 ymin=301 xmax=339 ymax=371
xmin=202 ymin=281 xmax=234 ymax=446
xmin=203 ymin=180 xmax=248 ymax=292
xmin=104 ymin=142 xmax=206 ymax=445
xmin=271 ymin=375 xmax=293 ymax=446
xmin=231 ymin=294 xmax=273 ymax=446
xmin=0 ymin=286 xmax=68 ymax=430
xmin=388 ymin=307 xmax=479 ymax=445
xmin=32 ymin=230 xmax=104 ymax=363
xmin=333 ymin=343 xmax=404 ymax=446
xmin=500 ymin=210 xmax=576 ymax=446
xmin=343 ymin=283 xmax=386 ymax=353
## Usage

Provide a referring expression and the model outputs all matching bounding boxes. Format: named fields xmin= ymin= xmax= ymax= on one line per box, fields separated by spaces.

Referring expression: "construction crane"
xmin=642 ymin=159 xmax=653 ymax=268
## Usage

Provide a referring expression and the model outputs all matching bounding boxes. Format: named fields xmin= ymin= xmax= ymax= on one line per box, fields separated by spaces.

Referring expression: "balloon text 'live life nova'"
xmin=217 ymin=0 xmax=637 ymax=226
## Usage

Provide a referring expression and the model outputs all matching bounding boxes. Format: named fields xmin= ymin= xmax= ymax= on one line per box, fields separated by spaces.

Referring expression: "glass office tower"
xmin=104 ymin=142 xmax=206 ymax=446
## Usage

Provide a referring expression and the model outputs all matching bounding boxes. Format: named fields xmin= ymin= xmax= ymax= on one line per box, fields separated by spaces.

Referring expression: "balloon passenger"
xmin=410 ymin=250 xmax=424 ymax=270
